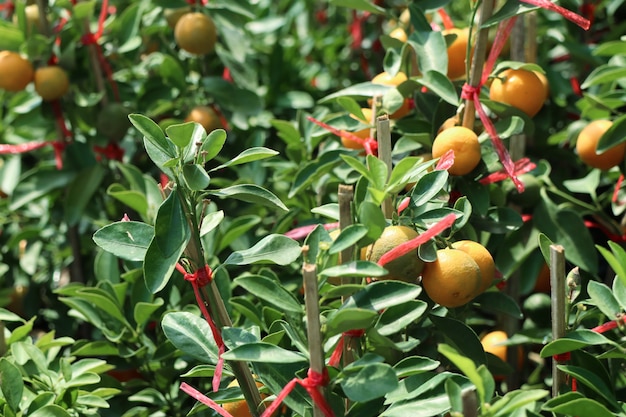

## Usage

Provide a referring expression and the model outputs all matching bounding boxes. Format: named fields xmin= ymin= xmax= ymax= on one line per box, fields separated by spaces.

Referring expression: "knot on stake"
xmin=328 ymin=329 xmax=365 ymax=367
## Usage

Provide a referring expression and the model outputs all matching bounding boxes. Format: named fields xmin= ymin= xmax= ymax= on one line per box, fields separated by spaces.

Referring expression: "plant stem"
xmin=376 ymin=115 xmax=393 ymax=218
xmin=302 ymin=256 xmax=326 ymax=417
xmin=338 ymin=184 xmax=354 ymax=282
xmin=177 ymin=189 xmax=264 ymax=416
xmin=462 ymin=0 xmax=496 ymax=130
xmin=549 ymin=244 xmax=566 ymax=397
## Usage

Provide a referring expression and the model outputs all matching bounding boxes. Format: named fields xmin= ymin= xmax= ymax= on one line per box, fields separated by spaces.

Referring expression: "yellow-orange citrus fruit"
xmin=481 ymin=330 xmax=508 ymax=361
xmin=443 ymin=28 xmax=471 ymax=80
xmin=451 ymin=240 xmax=495 ymax=295
xmin=421 ymin=248 xmax=481 ymax=308
xmin=576 ymin=120 xmax=625 ymax=170
xmin=533 ymin=70 xmax=550 ymax=101
xmin=223 ymin=379 xmax=274 ymax=417
xmin=489 ymin=68 xmax=546 ymax=117
xmin=164 ymin=6 xmax=191 ymax=29
xmin=0 ymin=51 xmax=34 ymax=92
xmin=431 ymin=126 xmax=481 ymax=176
xmin=437 ymin=115 xmax=459 ymax=134
xmin=13 ymin=4 xmax=45 ymax=34
xmin=367 ymin=225 xmax=424 ymax=282
xmin=342 ymin=108 xmax=373 ymax=149
xmin=174 ymin=12 xmax=217 ymax=55
xmin=389 ymin=27 xmax=408 ymax=43
xmin=185 ymin=106 xmax=222 ymax=132
xmin=371 ymin=71 xmax=411 ymax=119
xmin=34 ymin=66 xmax=69 ymax=101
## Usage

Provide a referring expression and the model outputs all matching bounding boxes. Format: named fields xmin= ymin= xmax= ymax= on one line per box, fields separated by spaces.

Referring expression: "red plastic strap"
xmin=479 ymin=158 xmax=537 ymax=184
xmin=180 ymin=382 xmax=235 ymax=417
xmin=93 ymin=142 xmax=124 ymax=161
xmin=328 ymin=329 xmax=365 ymax=367
xmin=177 ymin=263 xmax=225 ymax=392
xmin=437 ymin=8 xmax=455 ymax=30
xmin=0 ymin=142 xmax=50 ymax=154
xmin=306 ymin=116 xmax=378 ymax=156
xmin=284 ymin=222 xmax=340 ymax=240
xmin=377 ymin=213 xmax=456 ymax=267
xmin=591 ymin=315 xmax=626 ymax=333
xmin=583 ymin=220 xmax=626 ymax=243
xmin=612 ymin=174 xmax=624 ymax=204
xmin=520 ymin=0 xmax=591 ymax=30
xmin=553 ymin=352 xmax=571 ymax=362
xmin=260 ymin=368 xmax=334 ymax=417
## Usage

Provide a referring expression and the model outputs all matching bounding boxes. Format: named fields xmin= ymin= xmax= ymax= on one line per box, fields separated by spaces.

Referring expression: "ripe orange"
xmin=451 ymin=240 xmax=495 ymax=295
xmin=488 ymin=68 xmax=546 ymax=117
xmin=431 ymin=126 xmax=481 ymax=176
xmin=174 ymin=12 xmax=217 ymax=55
xmin=443 ymin=28 xmax=471 ymax=80
xmin=533 ymin=263 xmax=550 ymax=293
xmin=421 ymin=248 xmax=481 ymax=308
xmin=533 ymin=70 xmax=550 ymax=101
xmin=576 ymin=120 xmax=626 ymax=170
xmin=0 ymin=51 xmax=34 ymax=92
xmin=342 ymin=108 xmax=373 ymax=149
xmin=388 ymin=27 xmax=408 ymax=43
xmin=371 ymin=71 xmax=411 ymax=119
xmin=481 ymin=330 xmax=508 ymax=361
xmin=437 ymin=115 xmax=459 ymax=134
xmin=367 ymin=225 xmax=424 ymax=282
xmin=34 ymin=66 xmax=69 ymax=101
xmin=185 ymin=106 xmax=223 ymax=133
xmin=223 ymin=379 xmax=279 ymax=417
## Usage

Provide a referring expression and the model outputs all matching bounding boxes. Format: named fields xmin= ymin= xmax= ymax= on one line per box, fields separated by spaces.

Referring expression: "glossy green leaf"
xmin=490 ymin=389 xmax=549 ymax=417
xmin=342 ymin=363 xmax=398 ymax=402
xmin=221 ymin=342 xmax=308 ymax=363
xmin=64 ymin=165 xmax=105 ymax=226
xmin=341 ymin=154 xmax=376 ymax=185
xmin=329 ymin=225 xmax=368 ymax=255
xmin=542 ymin=393 xmax=615 ymax=417
xmin=581 ymin=65 xmax=626 ymax=89
xmin=234 ymin=275 xmax=302 ymax=313
xmin=29 ymin=405 xmax=72 ymax=417
xmin=473 ymin=291 xmax=523 ymax=319
xmin=106 ymin=184 xmax=149 ymax=218
xmin=223 ymin=234 xmax=301 ymax=266
xmin=408 ymin=31 xmax=447 ymax=76
xmin=558 ymin=365 xmax=618 ymax=408
xmin=431 ymin=316 xmax=486 ymax=365
xmin=134 ymin=298 xmax=164 ymax=328
xmin=540 ymin=329 xmax=617 ymax=357
xmin=587 ymin=280 xmax=622 ymax=318
xmin=129 ymin=114 xmax=175 ymax=161
xmin=410 ymin=170 xmax=449 ymax=207
xmin=211 ymin=147 xmax=279 ymax=171
xmin=482 ymin=0 xmax=538 ymax=27
xmin=182 ymin=164 xmax=210 ymax=191
xmin=612 ymin=273 xmax=626 ymax=312
xmin=0 ymin=358 xmax=23 ymax=411
xmin=93 ymin=221 xmax=154 ymax=262
xmin=376 ymin=300 xmax=428 ymax=336
xmin=419 ymin=71 xmax=458 ymax=106
xmin=329 ymin=0 xmax=385 ymax=13
xmin=596 ymin=114 xmax=626 ymax=152
xmin=165 ymin=121 xmax=203 ymax=149
xmin=162 ymin=312 xmax=219 ymax=363
xmin=197 ymin=129 xmax=227 ymax=164
xmin=325 ymin=308 xmax=379 ymax=337
xmin=217 ymin=214 xmax=262 ymax=253
xmin=438 ymin=344 xmax=490 ymax=405
xmin=597 ymin=241 xmax=626 ymax=289
xmin=200 ymin=210 xmax=225 ymax=237
xmin=393 ymin=356 xmax=440 ymax=378
xmin=320 ymin=261 xmax=388 ymax=278
xmin=209 ymin=184 xmax=288 ymax=212
xmin=289 ymin=149 xmax=350 ymax=198
xmin=342 ymin=281 xmax=422 ymax=311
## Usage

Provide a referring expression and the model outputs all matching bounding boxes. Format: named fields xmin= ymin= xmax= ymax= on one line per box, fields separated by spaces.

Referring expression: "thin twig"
xmin=462 ymin=0 xmax=496 ymax=130
xmin=550 ymin=244 xmax=566 ymax=397
xmin=302 ymin=255 xmax=326 ymax=417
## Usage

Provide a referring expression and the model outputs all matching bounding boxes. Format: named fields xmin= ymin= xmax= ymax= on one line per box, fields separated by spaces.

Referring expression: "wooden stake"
xmin=461 ymin=389 xmax=478 ymax=417
xmin=461 ymin=0 xmax=496 ymax=130
xmin=549 ymin=244 xmax=566 ymax=397
xmin=302 ymin=255 xmax=326 ymax=417
xmin=338 ymin=184 xmax=355 ymax=275
xmin=376 ymin=115 xmax=393 ymax=219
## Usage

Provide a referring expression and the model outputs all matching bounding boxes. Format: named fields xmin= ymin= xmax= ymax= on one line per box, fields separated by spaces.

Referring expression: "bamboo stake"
xmin=461 ymin=0 xmax=497 ymax=130
xmin=461 ymin=389 xmax=478 ymax=417
xmin=549 ymin=244 xmax=566 ymax=397
xmin=376 ymin=115 xmax=393 ymax=219
xmin=302 ymin=256 xmax=326 ymax=417
xmin=338 ymin=184 xmax=355 ymax=276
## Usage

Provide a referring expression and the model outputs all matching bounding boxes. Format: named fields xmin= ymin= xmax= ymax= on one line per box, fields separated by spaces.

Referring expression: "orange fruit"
xmin=437 ymin=115 xmax=459 ymax=134
xmin=488 ymin=68 xmax=546 ymax=117
xmin=431 ymin=126 xmax=481 ymax=176
xmin=367 ymin=225 xmax=424 ymax=282
xmin=342 ymin=108 xmax=373 ymax=149
xmin=421 ymin=248 xmax=481 ymax=308
xmin=174 ymin=12 xmax=217 ymax=55
xmin=533 ymin=263 xmax=550 ymax=293
xmin=451 ymin=240 xmax=495 ymax=295
xmin=481 ymin=330 xmax=508 ymax=361
xmin=164 ymin=6 xmax=191 ymax=29
xmin=576 ymin=120 xmax=625 ymax=170
xmin=443 ymin=28 xmax=471 ymax=80
xmin=223 ymin=379 xmax=280 ymax=417
xmin=533 ymin=70 xmax=550 ymax=101
xmin=0 ymin=51 xmax=34 ymax=92
xmin=185 ymin=106 xmax=223 ymax=133
xmin=389 ymin=27 xmax=408 ymax=43
xmin=34 ymin=66 xmax=69 ymax=101
xmin=371 ymin=71 xmax=411 ymax=119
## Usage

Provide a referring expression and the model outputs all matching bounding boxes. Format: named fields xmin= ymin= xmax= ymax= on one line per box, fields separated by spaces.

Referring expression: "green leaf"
xmin=597 ymin=114 xmax=626 ymax=153
xmin=342 ymin=281 xmax=422 ymax=311
xmin=419 ymin=71 xmax=459 ymax=106
xmin=613 ymin=273 xmax=626 ymax=312
xmin=473 ymin=291 xmax=523 ymax=319
xmin=93 ymin=221 xmax=154 ymax=262
xmin=223 ymin=234 xmax=301 ymax=266
xmin=0 ymin=23 xmax=25 ymax=50
xmin=431 ymin=316 xmax=486 ymax=365
xmin=376 ymin=300 xmax=428 ymax=336
xmin=209 ymin=184 xmax=288 ymax=212
xmin=540 ymin=329 xmax=618 ymax=357
xmin=74 ymin=288 xmax=131 ymax=328
xmin=197 ymin=129 xmax=227 ymax=164
xmin=162 ymin=312 xmax=219 ymax=363
xmin=210 ymin=147 xmax=279 ymax=171
xmin=29 ymin=405 xmax=72 ymax=417
xmin=165 ymin=121 xmax=204 ymax=149
xmin=341 ymin=154 xmax=376 ymax=185
xmin=329 ymin=0 xmax=385 ymax=14
xmin=542 ymin=394 xmax=615 ymax=417
xmin=64 ymin=165 xmax=105 ymax=226
xmin=410 ymin=170 xmax=449 ymax=207
xmin=438 ymin=344 xmax=491 ymax=406
xmin=490 ymin=389 xmax=549 ymax=417
xmin=129 ymin=114 xmax=175 ymax=163
xmin=393 ymin=356 xmax=440 ymax=378
xmin=320 ymin=261 xmax=388 ymax=278
xmin=581 ymin=64 xmax=626 ymax=89
xmin=325 ymin=308 xmax=379 ymax=337
xmin=106 ymin=184 xmax=149 ymax=218
xmin=221 ymin=342 xmax=308 ymax=363
xmin=558 ymin=365 xmax=619 ymax=408
xmin=597 ymin=241 xmax=626 ymax=289
xmin=289 ymin=150 xmax=350 ymax=198
xmin=182 ymin=164 xmax=210 ymax=191
xmin=408 ymin=30 xmax=447 ymax=76
xmin=587 ymin=280 xmax=622 ymax=318
xmin=342 ymin=363 xmax=399 ymax=402
xmin=234 ymin=275 xmax=303 ymax=313
xmin=134 ymin=298 xmax=164 ymax=328
xmin=200 ymin=210 xmax=225 ymax=237
xmin=0 ymin=358 xmax=24 ymax=411
xmin=329 ymin=225 xmax=369 ymax=255
xmin=320 ymin=82 xmax=391 ymax=103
